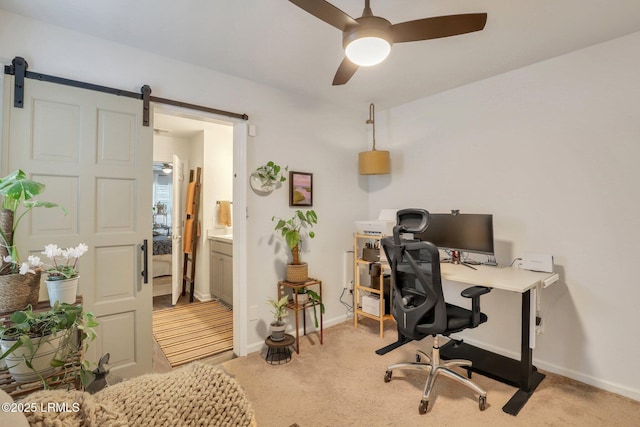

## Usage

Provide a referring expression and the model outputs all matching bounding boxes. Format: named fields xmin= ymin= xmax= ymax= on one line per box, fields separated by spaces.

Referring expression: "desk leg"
xmin=319 ymin=281 xmax=324 ymax=344
xmin=502 ymin=289 xmax=545 ymax=416
xmin=439 ymin=289 xmax=546 ymax=416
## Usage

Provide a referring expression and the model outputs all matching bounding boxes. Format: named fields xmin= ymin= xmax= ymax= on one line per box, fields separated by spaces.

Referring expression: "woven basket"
xmin=0 ymin=270 xmax=42 ymax=313
xmin=286 ymin=263 xmax=308 ymax=283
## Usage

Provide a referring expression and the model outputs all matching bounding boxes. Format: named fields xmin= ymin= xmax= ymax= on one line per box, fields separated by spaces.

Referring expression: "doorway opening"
xmin=151 ymin=110 xmax=237 ymax=372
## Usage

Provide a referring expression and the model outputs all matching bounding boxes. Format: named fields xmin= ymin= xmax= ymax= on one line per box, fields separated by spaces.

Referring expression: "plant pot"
xmin=292 ymin=291 xmax=308 ymax=305
xmin=45 ymin=276 xmax=79 ymax=306
xmin=0 ymin=270 xmax=41 ymax=313
xmin=250 ymin=172 xmax=277 ymax=194
xmin=286 ymin=263 xmax=308 ymax=283
xmin=0 ymin=332 xmax=63 ymax=383
xmin=270 ymin=322 xmax=286 ymax=342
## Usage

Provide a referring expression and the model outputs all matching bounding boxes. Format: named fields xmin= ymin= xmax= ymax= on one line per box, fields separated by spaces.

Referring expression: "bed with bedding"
xmin=153 ymin=235 xmax=172 ymax=277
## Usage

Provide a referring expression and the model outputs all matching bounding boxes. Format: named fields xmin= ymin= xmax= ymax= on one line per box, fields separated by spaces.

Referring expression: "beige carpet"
xmin=221 ymin=319 xmax=639 ymax=427
xmin=153 ymin=300 xmax=233 ymax=367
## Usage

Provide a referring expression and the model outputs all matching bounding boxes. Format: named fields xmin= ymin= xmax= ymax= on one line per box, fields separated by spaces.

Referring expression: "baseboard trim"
xmin=449 ymin=335 xmax=640 ymax=402
xmin=246 ymin=315 xmax=349 ymax=355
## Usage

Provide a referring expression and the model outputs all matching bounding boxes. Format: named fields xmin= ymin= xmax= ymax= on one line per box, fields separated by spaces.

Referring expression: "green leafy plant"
xmin=0 ymin=302 xmax=98 ymax=387
xmin=254 ymin=161 xmax=287 ymax=189
xmin=272 ymin=209 xmax=318 ymax=265
xmin=0 ymin=169 xmax=66 ymax=275
xmin=303 ymin=289 xmax=324 ymax=328
xmin=267 ymin=295 xmax=289 ymax=326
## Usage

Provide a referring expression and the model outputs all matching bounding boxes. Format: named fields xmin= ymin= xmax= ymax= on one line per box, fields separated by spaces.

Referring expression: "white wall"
xmin=204 ymin=125 xmax=234 ymax=234
xmin=370 ymin=32 xmax=640 ymax=400
xmin=153 ymin=134 xmax=192 ymax=166
xmin=200 ymin=125 xmax=233 ymax=301
xmin=0 ymin=10 xmax=369 ymax=358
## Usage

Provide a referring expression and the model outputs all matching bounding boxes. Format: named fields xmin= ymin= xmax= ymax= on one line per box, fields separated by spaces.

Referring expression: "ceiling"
xmin=2 ymin=0 xmax=640 ymax=110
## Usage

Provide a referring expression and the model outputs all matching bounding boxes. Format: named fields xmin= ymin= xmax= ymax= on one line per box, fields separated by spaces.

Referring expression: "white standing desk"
xmin=439 ymin=263 xmax=559 ymax=416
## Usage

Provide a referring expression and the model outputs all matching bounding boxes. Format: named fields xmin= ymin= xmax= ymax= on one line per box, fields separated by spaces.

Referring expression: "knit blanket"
xmin=22 ymin=363 xmax=254 ymax=427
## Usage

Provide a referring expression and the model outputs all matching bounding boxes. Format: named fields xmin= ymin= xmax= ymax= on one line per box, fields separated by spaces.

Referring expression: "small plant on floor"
xmin=267 ymin=296 xmax=289 ymax=341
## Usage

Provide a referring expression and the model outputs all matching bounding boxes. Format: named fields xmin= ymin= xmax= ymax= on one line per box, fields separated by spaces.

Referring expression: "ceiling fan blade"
xmin=332 ymin=58 xmax=359 ymax=86
xmin=391 ymin=13 xmax=487 ymax=43
xmin=289 ymin=0 xmax=358 ymax=31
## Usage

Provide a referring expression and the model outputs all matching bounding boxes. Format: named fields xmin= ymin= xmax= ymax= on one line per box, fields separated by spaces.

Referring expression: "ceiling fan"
xmin=153 ymin=162 xmax=173 ymax=174
xmin=289 ymin=0 xmax=487 ymax=85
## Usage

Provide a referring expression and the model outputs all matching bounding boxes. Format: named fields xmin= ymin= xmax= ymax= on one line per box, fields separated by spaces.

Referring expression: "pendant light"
xmin=359 ymin=103 xmax=390 ymax=175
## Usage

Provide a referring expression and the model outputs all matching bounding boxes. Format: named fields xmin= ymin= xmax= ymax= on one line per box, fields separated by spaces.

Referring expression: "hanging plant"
xmin=250 ymin=161 xmax=287 ymax=194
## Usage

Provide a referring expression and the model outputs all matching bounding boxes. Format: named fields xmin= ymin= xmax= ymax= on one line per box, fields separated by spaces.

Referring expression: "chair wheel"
xmin=419 ymin=399 xmax=428 ymax=414
xmin=479 ymin=395 xmax=487 ymax=411
xmin=384 ymin=370 xmax=392 ymax=383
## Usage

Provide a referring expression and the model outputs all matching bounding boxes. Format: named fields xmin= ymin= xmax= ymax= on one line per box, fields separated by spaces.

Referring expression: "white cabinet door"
xmin=221 ymin=255 xmax=233 ymax=307
xmin=210 ymin=251 xmax=223 ymax=300
xmin=3 ymin=77 xmax=153 ymax=378
xmin=210 ymin=239 xmax=232 ymax=307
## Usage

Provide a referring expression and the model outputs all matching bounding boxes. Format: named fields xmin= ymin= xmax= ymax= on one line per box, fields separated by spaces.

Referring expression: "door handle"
xmin=141 ymin=239 xmax=149 ymax=284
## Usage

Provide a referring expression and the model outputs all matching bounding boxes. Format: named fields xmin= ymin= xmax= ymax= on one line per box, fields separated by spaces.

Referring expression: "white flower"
xmin=27 ymin=255 xmax=42 ymax=267
xmin=3 ymin=255 xmax=13 ymax=263
xmin=74 ymin=243 xmax=88 ymax=258
xmin=40 ymin=242 xmax=88 ymax=278
xmin=19 ymin=262 xmax=35 ymax=275
xmin=42 ymin=244 xmax=62 ymax=258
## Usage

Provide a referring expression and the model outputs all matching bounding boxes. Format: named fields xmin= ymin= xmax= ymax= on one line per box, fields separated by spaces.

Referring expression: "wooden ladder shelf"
xmin=182 ymin=167 xmax=201 ymax=302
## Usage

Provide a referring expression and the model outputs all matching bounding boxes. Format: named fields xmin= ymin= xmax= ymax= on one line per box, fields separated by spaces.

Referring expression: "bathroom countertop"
xmin=208 ymin=234 xmax=233 ymax=243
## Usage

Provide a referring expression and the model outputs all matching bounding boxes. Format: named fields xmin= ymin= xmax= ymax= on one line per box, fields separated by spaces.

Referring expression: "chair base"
xmin=384 ymin=336 xmax=487 ymax=414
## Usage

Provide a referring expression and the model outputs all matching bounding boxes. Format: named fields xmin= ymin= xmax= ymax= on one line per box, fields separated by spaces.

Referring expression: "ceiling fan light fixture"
xmin=161 ymin=163 xmax=173 ymax=174
xmin=345 ymin=36 xmax=391 ymax=66
xmin=343 ymin=15 xmax=393 ymax=67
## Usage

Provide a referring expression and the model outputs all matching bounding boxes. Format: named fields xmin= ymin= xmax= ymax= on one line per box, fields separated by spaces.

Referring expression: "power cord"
xmin=510 ymin=257 xmax=523 ymax=268
xmin=340 ymin=288 xmax=354 ymax=319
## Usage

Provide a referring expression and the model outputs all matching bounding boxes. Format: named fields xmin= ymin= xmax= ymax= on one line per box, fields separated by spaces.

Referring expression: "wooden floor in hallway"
xmin=152 ymin=294 xmax=234 ymax=373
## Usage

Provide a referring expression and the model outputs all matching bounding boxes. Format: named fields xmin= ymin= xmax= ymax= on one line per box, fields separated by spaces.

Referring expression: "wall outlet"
xmin=536 ymin=315 xmax=544 ymax=334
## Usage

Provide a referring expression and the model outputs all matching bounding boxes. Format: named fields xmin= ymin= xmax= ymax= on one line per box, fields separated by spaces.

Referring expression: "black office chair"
xmin=381 ymin=208 xmax=491 ymax=414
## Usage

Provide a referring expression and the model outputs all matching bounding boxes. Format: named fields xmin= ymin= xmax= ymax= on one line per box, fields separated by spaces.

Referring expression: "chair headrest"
xmin=396 ymin=209 xmax=430 ymax=234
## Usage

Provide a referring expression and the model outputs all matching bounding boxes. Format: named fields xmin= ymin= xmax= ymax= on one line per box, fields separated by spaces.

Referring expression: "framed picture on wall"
xmin=289 ymin=171 xmax=313 ymax=206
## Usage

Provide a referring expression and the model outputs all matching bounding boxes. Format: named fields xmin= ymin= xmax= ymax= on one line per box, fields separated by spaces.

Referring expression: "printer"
xmin=355 ymin=209 xmax=398 ymax=236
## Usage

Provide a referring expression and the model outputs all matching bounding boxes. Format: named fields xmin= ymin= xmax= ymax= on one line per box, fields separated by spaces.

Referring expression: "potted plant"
xmin=304 ymin=288 xmax=325 ymax=329
xmin=0 ymin=302 xmax=98 ymax=387
xmin=266 ymin=295 xmax=289 ymax=341
xmin=33 ymin=243 xmax=88 ymax=307
xmin=272 ymin=209 xmax=318 ymax=282
xmin=250 ymin=161 xmax=287 ymax=194
xmin=0 ymin=169 xmax=65 ymax=312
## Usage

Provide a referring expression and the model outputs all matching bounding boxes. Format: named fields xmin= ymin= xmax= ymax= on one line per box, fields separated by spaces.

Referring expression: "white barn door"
xmin=2 ymin=77 xmax=153 ymax=378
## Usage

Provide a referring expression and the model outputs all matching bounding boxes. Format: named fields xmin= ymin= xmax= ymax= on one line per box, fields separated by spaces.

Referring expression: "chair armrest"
xmin=461 ymin=286 xmax=491 ymax=327
xmin=461 ymin=286 xmax=491 ymax=298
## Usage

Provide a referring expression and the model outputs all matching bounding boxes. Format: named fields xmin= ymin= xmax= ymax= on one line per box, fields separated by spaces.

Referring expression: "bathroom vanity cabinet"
xmin=210 ymin=236 xmax=233 ymax=307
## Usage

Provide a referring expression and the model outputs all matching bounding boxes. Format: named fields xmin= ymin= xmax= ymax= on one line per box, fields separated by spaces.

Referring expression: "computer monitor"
xmin=415 ymin=213 xmax=495 ymax=256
